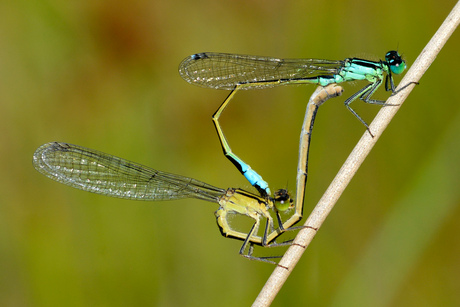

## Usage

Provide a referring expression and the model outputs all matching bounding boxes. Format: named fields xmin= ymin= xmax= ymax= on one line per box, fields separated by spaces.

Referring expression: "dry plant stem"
xmin=253 ymin=2 xmax=460 ymax=306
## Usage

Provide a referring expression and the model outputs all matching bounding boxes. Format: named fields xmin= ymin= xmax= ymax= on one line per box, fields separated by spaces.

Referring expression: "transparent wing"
xmin=33 ymin=142 xmax=225 ymax=202
xmin=179 ymin=52 xmax=343 ymax=90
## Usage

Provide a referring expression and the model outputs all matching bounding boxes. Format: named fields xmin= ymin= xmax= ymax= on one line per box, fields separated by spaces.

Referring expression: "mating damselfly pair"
xmin=33 ymin=51 xmax=407 ymax=265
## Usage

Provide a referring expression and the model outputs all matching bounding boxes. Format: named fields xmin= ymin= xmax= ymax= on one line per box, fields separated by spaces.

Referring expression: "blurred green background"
xmin=1 ymin=0 xmax=459 ymax=306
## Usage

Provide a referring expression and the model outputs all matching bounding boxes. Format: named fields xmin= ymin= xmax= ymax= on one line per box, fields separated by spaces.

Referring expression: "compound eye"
xmin=390 ymin=61 xmax=406 ymax=74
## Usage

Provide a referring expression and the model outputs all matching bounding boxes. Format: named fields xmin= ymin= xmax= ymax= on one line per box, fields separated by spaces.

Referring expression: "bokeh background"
xmin=1 ymin=0 xmax=459 ymax=306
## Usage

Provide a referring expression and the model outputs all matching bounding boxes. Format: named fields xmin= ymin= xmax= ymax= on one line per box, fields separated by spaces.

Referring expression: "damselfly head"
xmin=385 ymin=50 xmax=406 ymax=75
xmin=273 ymin=189 xmax=294 ymax=212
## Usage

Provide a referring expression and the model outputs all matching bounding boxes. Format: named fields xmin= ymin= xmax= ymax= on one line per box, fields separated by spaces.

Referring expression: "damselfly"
xmin=179 ymin=51 xmax=407 ymax=195
xmin=33 ymin=142 xmax=294 ymax=264
xmin=32 ymin=85 xmax=342 ymax=266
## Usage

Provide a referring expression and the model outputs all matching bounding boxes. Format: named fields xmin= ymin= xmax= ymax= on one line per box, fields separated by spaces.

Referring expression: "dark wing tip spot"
xmin=191 ymin=53 xmax=209 ymax=60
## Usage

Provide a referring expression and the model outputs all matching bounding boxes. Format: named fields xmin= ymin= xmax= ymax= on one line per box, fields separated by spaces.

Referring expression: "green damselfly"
xmin=33 ymin=142 xmax=294 ymax=264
